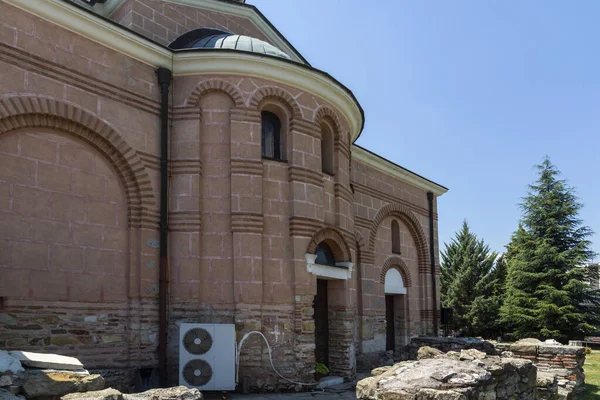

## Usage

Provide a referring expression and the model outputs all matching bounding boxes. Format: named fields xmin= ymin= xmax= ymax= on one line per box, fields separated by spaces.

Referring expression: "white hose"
xmin=235 ymin=330 xmax=321 ymax=387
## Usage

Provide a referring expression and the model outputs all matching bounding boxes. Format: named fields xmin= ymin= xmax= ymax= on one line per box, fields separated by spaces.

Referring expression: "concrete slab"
xmin=8 ymin=351 xmax=83 ymax=370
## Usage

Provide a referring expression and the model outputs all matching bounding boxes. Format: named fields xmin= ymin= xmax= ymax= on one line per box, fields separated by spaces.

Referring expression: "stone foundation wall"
xmin=408 ymin=337 xmax=586 ymax=399
xmin=496 ymin=340 xmax=586 ymax=398
xmin=0 ymin=298 xmax=160 ymax=392
xmin=357 ymin=351 xmax=537 ymax=400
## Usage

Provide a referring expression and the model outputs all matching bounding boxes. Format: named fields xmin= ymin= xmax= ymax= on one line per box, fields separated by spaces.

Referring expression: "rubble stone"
xmin=417 ymin=346 xmax=445 ymax=360
xmin=21 ymin=370 xmax=104 ymax=398
xmin=357 ymin=353 xmax=536 ymax=400
xmin=61 ymin=388 xmax=123 ymax=400
xmin=123 ymin=386 xmax=202 ymax=400
xmin=0 ymin=389 xmax=24 ymax=400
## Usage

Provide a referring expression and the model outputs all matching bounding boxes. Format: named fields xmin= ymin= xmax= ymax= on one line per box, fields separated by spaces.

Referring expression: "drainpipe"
xmin=157 ymin=67 xmax=172 ymax=387
xmin=427 ymin=192 xmax=439 ymax=336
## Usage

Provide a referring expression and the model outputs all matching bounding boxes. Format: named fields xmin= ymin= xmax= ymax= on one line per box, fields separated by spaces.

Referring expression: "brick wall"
xmin=0 ymin=0 xmax=444 ymax=391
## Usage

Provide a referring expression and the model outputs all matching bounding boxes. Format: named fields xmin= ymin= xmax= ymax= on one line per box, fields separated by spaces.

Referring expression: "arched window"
xmin=262 ymin=111 xmax=282 ymax=160
xmin=321 ymin=122 xmax=334 ymax=175
xmin=392 ymin=220 xmax=401 ymax=254
xmin=315 ymin=242 xmax=336 ymax=266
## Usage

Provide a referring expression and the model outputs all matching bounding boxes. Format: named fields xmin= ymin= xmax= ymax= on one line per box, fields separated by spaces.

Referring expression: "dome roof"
xmin=168 ymin=28 xmax=291 ymax=60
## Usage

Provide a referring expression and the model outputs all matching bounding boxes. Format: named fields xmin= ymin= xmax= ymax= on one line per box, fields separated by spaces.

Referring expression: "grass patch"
xmin=581 ymin=350 xmax=600 ymax=400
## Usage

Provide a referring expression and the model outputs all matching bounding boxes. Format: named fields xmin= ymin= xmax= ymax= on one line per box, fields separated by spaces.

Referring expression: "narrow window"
xmin=321 ymin=123 xmax=334 ymax=175
xmin=262 ymin=111 xmax=282 ymax=160
xmin=392 ymin=220 xmax=401 ymax=254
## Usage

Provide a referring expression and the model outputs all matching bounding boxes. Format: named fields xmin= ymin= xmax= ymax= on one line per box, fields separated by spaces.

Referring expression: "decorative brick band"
xmin=380 ymin=256 xmax=413 ymax=287
xmin=141 ymin=209 xmax=161 ymax=229
xmin=169 ymin=211 xmax=201 ymax=232
xmin=0 ymin=95 xmax=155 ymax=228
xmin=231 ymin=159 xmax=263 ymax=176
xmin=138 ymin=151 xmax=160 ymax=172
xmin=334 ymin=183 xmax=354 ymax=205
xmin=230 ymin=107 xmax=261 ymax=123
xmin=368 ymin=203 xmax=430 ymax=273
xmin=354 ymin=217 xmax=372 ymax=231
xmin=288 ymin=166 xmax=323 ymax=187
xmin=231 ymin=212 xmax=263 ymax=233
xmin=335 ymin=140 xmax=351 ymax=160
xmin=172 ymin=106 xmax=201 ymax=121
xmin=290 ymin=216 xmax=323 ymax=238
xmin=290 ymin=119 xmax=320 ymax=139
xmin=306 ymin=226 xmax=351 ymax=263
xmin=248 ymin=86 xmax=302 ymax=119
xmin=171 ymin=159 xmax=202 ymax=176
xmin=186 ymin=79 xmax=245 ymax=108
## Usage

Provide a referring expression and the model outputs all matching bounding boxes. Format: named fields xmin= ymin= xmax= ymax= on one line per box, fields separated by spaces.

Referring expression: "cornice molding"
xmin=352 ymin=145 xmax=448 ymax=196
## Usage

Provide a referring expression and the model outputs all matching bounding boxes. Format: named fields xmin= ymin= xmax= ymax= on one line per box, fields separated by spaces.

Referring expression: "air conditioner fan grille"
xmin=183 ymin=359 xmax=213 ymax=387
xmin=183 ymin=328 xmax=213 ymax=355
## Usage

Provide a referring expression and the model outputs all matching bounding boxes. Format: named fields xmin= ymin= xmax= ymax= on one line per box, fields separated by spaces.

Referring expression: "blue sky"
xmin=252 ymin=0 xmax=600 ymax=259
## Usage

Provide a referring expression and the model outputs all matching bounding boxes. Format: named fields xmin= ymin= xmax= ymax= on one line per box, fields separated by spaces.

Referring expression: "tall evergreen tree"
xmin=468 ymin=254 xmax=507 ymax=338
xmin=500 ymin=157 xmax=599 ymax=341
xmin=440 ymin=220 xmax=500 ymax=337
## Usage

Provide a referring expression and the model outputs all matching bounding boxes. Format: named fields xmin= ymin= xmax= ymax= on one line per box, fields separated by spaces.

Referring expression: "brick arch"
xmin=315 ymin=106 xmax=342 ymax=137
xmin=307 ymin=227 xmax=351 ymax=263
xmin=369 ymin=203 xmax=430 ymax=272
xmin=186 ymin=79 xmax=245 ymax=108
xmin=249 ymin=86 xmax=302 ymax=119
xmin=380 ymin=256 xmax=412 ymax=287
xmin=0 ymin=95 xmax=155 ymax=226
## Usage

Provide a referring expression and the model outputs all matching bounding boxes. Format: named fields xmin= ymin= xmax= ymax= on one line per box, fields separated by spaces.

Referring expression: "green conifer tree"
xmin=500 ymin=157 xmax=599 ymax=341
xmin=440 ymin=220 xmax=500 ymax=337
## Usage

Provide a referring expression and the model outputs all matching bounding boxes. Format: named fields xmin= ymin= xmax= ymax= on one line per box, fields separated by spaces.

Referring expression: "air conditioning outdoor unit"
xmin=179 ymin=323 xmax=236 ymax=391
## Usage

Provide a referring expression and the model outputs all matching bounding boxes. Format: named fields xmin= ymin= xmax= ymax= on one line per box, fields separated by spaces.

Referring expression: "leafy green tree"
xmin=500 ymin=157 xmax=599 ymax=341
xmin=440 ymin=220 xmax=501 ymax=337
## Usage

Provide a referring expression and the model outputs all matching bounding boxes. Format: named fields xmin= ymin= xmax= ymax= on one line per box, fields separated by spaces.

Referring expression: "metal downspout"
xmin=157 ymin=67 xmax=172 ymax=387
xmin=427 ymin=192 xmax=439 ymax=336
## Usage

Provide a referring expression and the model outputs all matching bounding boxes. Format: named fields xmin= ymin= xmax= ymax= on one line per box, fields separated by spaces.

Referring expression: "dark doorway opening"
xmin=385 ymin=295 xmax=395 ymax=352
xmin=314 ymin=279 xmax=329 ymax=365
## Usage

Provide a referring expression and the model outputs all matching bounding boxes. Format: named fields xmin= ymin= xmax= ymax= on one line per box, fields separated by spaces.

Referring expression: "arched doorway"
xmin=313 ymin=242 xmax=336 ymax=367
xmin=384 ymin=268 xmax=408 ymax=354
xmin=305 ymin=228 xmax=353 ymax=377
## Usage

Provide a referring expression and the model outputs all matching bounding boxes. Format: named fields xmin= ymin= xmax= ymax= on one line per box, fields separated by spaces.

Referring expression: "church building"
xmin=0 ymin=0 xmax=447 ymax=391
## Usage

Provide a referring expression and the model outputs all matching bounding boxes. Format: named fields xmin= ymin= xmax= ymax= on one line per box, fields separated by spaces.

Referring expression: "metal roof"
xmin=169 ymin=28 xmax=291 ymax=60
